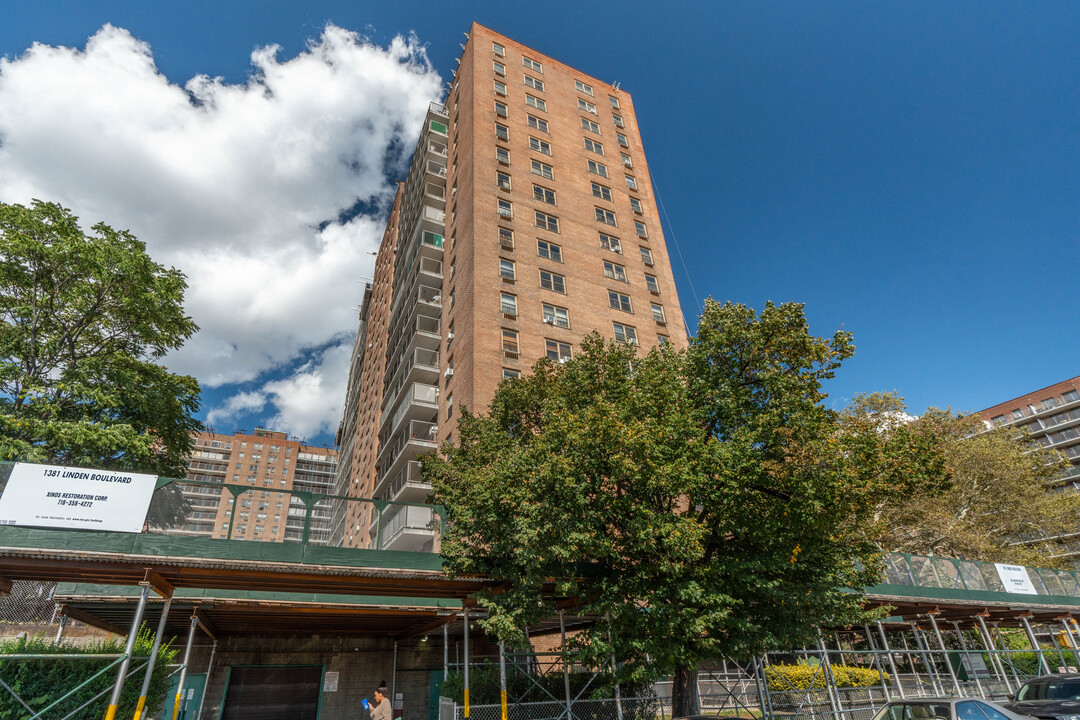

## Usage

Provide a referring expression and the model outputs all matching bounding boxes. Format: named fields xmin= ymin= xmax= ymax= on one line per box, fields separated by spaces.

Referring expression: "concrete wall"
xmin=182 ymin=635 xmax=446 ymax=720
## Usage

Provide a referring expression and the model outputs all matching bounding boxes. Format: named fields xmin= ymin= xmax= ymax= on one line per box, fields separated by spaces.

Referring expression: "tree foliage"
xmin=426 ymin=300 xmax=947 ymax=716
xmin=851 ymin=393 xmax=1076 ymax=567
xmin=0 ymin=200 xmax=201 ymax=484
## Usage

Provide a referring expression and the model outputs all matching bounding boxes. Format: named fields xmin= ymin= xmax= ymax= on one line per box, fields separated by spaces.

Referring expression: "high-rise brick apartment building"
xmin=979 ymin=376 xmax=1080 ymax=559
xmin=333 ymin=24 xmax=688 ymax=550
xmin=179 ymin=428 xmax=337 ymax=544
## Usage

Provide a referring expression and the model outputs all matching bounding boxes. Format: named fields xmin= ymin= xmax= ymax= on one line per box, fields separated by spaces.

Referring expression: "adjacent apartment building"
xmin=178 ymin=428 xmax=337 ymax=544
xmin=333 ymin=23 xmax=689 ymax=550
xmin=979 ymin=375 xmax=1080 ymax=558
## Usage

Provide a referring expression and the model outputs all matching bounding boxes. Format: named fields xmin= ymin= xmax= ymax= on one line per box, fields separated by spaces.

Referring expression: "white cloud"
xmin=206 ymin=390 xmax=268 ymax=430
xmin=0 ymin=23 xmax=443 ymax=435
xmin=261 ymin=341 xmax=354 ymax=440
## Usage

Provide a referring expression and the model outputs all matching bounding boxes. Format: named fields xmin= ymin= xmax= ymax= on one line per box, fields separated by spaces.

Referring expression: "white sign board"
xmin=323 ymin=671 xmax=339 ymax=692
xmin=960 ymin=652 xmax=990 ymax=676
xmin=995 ymin=563 xmax=1038 ymax=594
xmin=0 ymin=463 xmax=156 ymax=533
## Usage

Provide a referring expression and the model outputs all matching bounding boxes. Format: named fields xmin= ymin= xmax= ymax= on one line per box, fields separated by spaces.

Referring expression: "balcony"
xmin=424 ymin=182 xmax=446 ymax=210
xmin=380 ymin=382 xmax=439 ymax=438
xmin=416 ymin=256 xmax=443 ymax=288
xmin=370 ymin=503 xmax=436 ymax=552
xmin=419 ymin=229 xmax=444 ymax=261
xmin=425 ymin=159 xmax=447 ymax=181
xmin=415 ymin=285 xmax=442 ymax=317
xmin=375 ymin=419 xmax=438 ymax=488
xmin=384 ymin=461 xmax=432 ymax=504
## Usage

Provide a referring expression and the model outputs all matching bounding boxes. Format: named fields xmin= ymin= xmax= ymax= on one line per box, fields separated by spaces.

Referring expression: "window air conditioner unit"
xmin=543 ymin=316 xmax=555 ymax=324
xmin=559 ymin=357 xmax=570 ymax=364
xmin=444 ymin=368 xmax=454 ymax=378
xmin=447 ymin=332 xmax=455 ymax=340
xmin=613 ymin=248 xmax=622 ymax=254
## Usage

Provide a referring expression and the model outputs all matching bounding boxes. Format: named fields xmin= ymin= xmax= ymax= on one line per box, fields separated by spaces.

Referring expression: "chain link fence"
xmin=0 ymin=580 xmax=61 ymax=627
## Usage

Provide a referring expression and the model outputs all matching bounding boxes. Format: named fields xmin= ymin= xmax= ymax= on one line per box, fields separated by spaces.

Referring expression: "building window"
xmin=651 ymin=303 xmax=666 ymax=323
xmin=542 ymin=304 xmax=570 ymax=329
xmin=500 ymin=258 xmax=516 ymax=281
xmin=501 ymin=293 xmax=518 ymax=317
xmin=575 ymin=80 xmax=594 ymax=96
xmin=634 ymin=221 xmax=649 ymax=238
xmin=533 ymin=184 xmax=556 ymax=205
xmin=498 ymin=198 xmax=513 ymax=218
xmin=1043 ymin=398 xmax=1058 ymax=410
xmin=644 ymin=273 xmax=660 ymax=293
xmin=528 ymin=115 xmax=549 ymax=133
xmin=449 ymin=288 xmax=455 ymax=309
xmin=625 ymin=174 xmax=638 ymax=191
xmin=604 ymin=261 xmax=627 ymax=282
xmin=524 ymin=75 xmax=545 ymax=92
xmin=503 ymin=329 xmax=520 ymax=357
xmin=495 ymin=123 xmax=509 ymax=141
xmin=494 ymin=60 xmax=506 ymax=75
xmin=595 ymin=207 xmax=617 ymax=226
xmin=591 ymin=183 xmax=613 ymax=202
xmin=1011 ymin=409 xmax=1024 ymax=420
xmin=494 ymin=80 xmax=507 ymax=96
xmin=584 ymin=138 xmax=605 ymax=156
xmin=446 ymin=392 xmax=454 ymax=418
xmin=497 ymin=147 xmax=510 ymax=164
xmin=448 ymin=319 xmax=455 ymax=344
xmin=609 ymin=95 xmax=621 ymax=109
xmin=493 ymin=42 xmax=505 ymax=57
xmin=495 ymin=101 xmax=508 ymax=117
xmin=613 ymin=322 xmax=638 ymax=345
xmin=578 ymin=98 xmax=597 ymax=114
xmin=531 ymin=159 xmax=554 ymax=180
xmin=537 ymin=240 xmax=562 ymax=263
xmin=529 ymin=137 xmax=552 ymax=155
xmin=526 ymin=94 xmax=547 ymax=112
xmin=499 ymin=227 xmax=514 ymax=249
xmin=640 ymin=247 xmax=654 ymax=265
xmin=599 ymin=233 xmax=622 ymax=253
xmin=546 ymin=339 xmax=572 ymax=362
xmin=523 ymin=56 xmax=543 ymax=72
xmin=535 ymin=211 xmax=559 ymax=232
xmin=588 ymin=160 xmax=609 ymax=178
xmin=630 ymin=197 xmax=643 ymax=214
xmin=1065 ymin=390 xmax=1080 ymax=403
xmin=616 ymin=132 xmax=629 ymax=148
xmin=613 ymin=114 xmax=624 ymax=128
xmin=609 ymin=291 xmax=632 ymax=313
xmin=540 ymin=270 xmax=566 ymax=293
xmin=497 ymin=171 xmax=511 ymax=190
xmin=991 ymin=414 xmax=1006 ymax=426
xmin=503 ymin=368 xmax=519 ymax=380
xmin=621 ymin=153 xmax=633 ymax=169
xmin=581 ymin=118 xmax=600 ymax=134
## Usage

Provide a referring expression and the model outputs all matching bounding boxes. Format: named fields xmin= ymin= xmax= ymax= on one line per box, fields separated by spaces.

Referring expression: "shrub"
xmin=764 ymin=663 xmax=885 ymax=691
xmin=0 ymin=627 xmax=176 ymax=720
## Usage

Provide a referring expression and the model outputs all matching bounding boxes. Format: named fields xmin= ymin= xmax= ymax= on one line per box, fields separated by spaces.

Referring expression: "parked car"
xmin=1000 ymin=674 xmax=1080 ymax=720
xmin=870 ymin=698 xmax=1033 ymax=720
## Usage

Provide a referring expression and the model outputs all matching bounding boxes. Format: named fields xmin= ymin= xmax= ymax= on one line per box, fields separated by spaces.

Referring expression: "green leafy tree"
xmin=849 ymin=393 xmax=1076 ymax=566
xmin=0 ymin=200 xmax=201 ymax=500
xmin=427 ymin=300 xmax=947 ymax=717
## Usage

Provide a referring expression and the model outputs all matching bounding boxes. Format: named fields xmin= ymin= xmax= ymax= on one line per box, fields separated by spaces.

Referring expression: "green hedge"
xmin=0 ymin=629 xmax=176 ymax=720
xmin=764 ymin=663 xmax=885 ymax=691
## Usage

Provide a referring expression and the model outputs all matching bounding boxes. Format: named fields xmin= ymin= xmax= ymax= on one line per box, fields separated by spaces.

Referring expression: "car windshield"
xmin=1018 ymin=680 xmax=1080 ymax=701
xmin=872 ymin=703 xmax=955 ymax=720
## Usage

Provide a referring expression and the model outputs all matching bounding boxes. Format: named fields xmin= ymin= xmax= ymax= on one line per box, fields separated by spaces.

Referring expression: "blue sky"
xmin=3 ymin=1 xmax=1079 ymax=445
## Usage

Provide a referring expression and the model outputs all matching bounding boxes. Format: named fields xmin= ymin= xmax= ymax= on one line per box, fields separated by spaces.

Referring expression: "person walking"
xmin=365 ymin=682 xmax=392 ymax=720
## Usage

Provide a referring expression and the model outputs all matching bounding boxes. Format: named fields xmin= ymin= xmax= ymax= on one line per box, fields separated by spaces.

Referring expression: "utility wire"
xmin=652 ymin=179 xmax=702 ymax=329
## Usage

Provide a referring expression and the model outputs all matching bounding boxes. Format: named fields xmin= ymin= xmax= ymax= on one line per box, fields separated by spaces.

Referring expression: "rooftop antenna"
xmin=612 ymin=81 xmax=621 ymax=90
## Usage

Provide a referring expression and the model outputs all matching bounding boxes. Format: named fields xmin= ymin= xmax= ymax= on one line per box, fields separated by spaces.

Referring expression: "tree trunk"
xmin=671 ymin=662 xmax=700 ymax=718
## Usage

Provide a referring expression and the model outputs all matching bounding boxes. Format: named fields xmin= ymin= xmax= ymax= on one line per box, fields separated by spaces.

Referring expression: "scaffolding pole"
xmin=876 ymin=622 xmax=905 ymax=699
xmin=133 ymin=599 xmax=171 ymax=720
xmin=949 ymin=621 xmax=984 ymax=698
xmin=976 ymin=616 xmax=1012 ymax=694
xmin=463 ymin=609 xmax=470 ymax=720
xmin=927 ymin=614 xmax=962 ymax=696
xmin=104 ymin=584 xmax=150 ymax=720
xmin=170 ymin=614 xmax=199 ymax=720
xmin=1019 ymin=616 xmax=1052 ymax=676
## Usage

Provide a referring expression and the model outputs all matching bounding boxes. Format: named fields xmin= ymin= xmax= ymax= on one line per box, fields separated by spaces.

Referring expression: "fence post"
xmin=463 ymin=608 xmax=470 ymax=720
xmin=499 ymin=641 xmax=508 ymax=720
xmin=604 ymin=615 xmax=623 ymax=720
xmin=53 ymin=614 xmax=67 ymax=646
xmin=104 ymin=584 xmax=150 ymax=720
xmin=560 ymin=612 xmax=572 ymax=720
